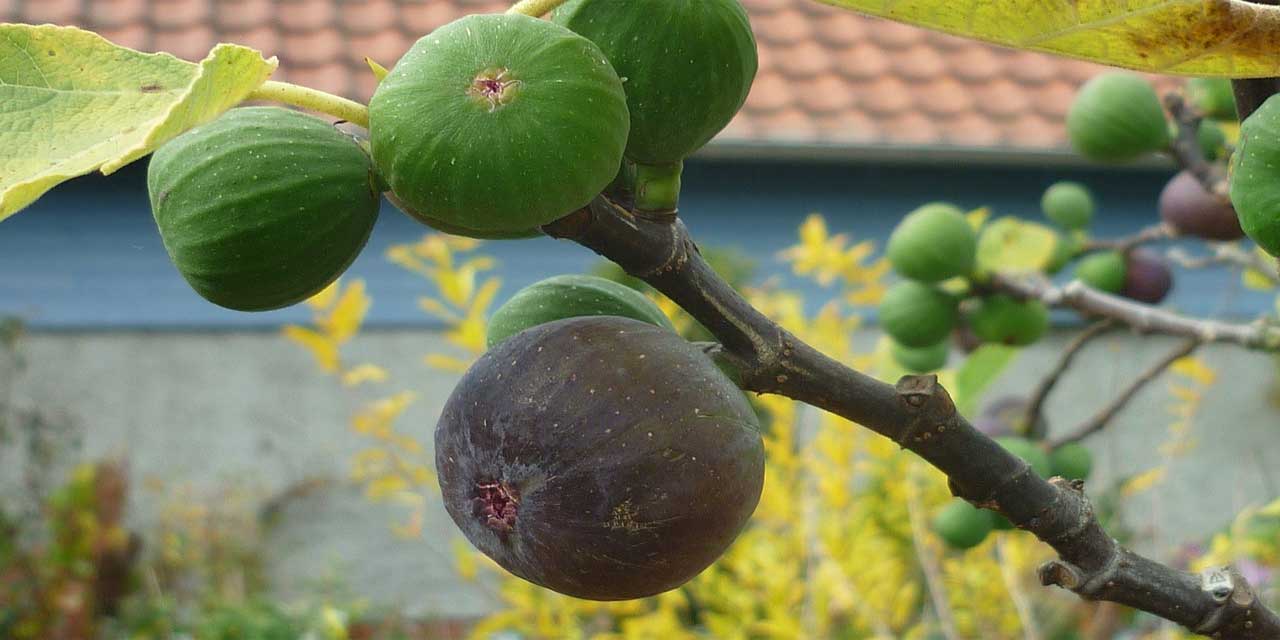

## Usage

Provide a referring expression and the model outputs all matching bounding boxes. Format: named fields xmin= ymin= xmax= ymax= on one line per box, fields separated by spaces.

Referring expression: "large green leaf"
xmin=0 ymin=24 xmax=277 ymax=221
xmin=817 ymin=0 xmax=1280 ymax=77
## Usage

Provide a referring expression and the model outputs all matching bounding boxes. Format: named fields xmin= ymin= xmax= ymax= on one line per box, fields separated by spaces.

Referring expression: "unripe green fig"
xmin=1074 ymin=251 xmax=1127 ymax=294
xmin=1067 ymin=73 xmax=1169 ymax=162
xmin=486 ymin=274 xmax=675 ymax=347
xmin=890 ymin=339 xmax=950 ymax=374
xmin=1198 ymin=120 xmax=1227 ymax=161
xmin=370 ymin=14 xmax=629 ymax=236
xmin=886 ymin=203 xmax=977 ymax=283
xmin=932 ymin=498 xmax=994 ymax=550
xmin=1230 ymin=94 xmax=1280 ymax=257
xmin=436 ymin=316 xmax=764 ymax=600
xmin=878 ymin=281 xmax=958 ymax=348
xmin=1049 ymin=442 xmax=1094 ymax=481
xmin=1186 ymin=77 xmax=1237 ymax=121
xmin=995 ymin=437 xmax=1052 ymax=478
xmin=1045 ymin=232 xmax=1080 ymax=275
xmin=147 ymin=107 xmax=380 ymax=311
xmin=553 ymin=0 xmax=757 ymax=165
xmin=968 ymin=295 xmax=1049 ymax=346
xmin=1041 ymin=182 xmax=1094 ymax=230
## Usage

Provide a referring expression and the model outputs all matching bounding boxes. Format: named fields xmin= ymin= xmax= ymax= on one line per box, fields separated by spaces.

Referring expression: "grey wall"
xmin=1 ymin=328 xmax=1277 ymax=617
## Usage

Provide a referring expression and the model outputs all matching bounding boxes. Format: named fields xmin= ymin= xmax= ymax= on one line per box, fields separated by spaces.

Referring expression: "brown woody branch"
xmin=1022 ymin=319 xmax=1118 ymax=433
xmin=989 ymin=272 xmax=1280 ymax=351
xmin=1049 ymin=337 xmax=1201 ymax=449
xmin=1081 ymin=223 xmax=1174 ymax=254
xmin=1166 ymin=244 xmax=1280 ymax=286
xmin=1164 ymin=93 xmax=1229 ymax=197
xmin=542 ymin=196 xmax=1280 ymax=639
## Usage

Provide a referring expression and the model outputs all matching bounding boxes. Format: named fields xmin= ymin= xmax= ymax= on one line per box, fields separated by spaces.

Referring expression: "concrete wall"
xmin=1 ymin=328 xmax=1277 ymax=617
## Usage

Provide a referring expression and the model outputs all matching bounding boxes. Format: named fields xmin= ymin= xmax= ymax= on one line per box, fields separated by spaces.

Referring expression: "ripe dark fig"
xmin=435 ymin=316 xmax=764 ymax=601
xmin=1121 ymin=249 xmax=1174 ymax=304
xmin=1159 ymin=170 xmax=1244 ymax=241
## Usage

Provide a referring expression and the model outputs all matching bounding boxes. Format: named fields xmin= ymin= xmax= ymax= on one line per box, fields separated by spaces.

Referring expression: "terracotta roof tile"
xmin=1 ymin=0 xmax=1200 ymax=152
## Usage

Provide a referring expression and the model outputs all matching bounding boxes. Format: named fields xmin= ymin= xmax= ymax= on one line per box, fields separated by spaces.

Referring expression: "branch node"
xmin=894 ymin=375 xmax=957 ymax=447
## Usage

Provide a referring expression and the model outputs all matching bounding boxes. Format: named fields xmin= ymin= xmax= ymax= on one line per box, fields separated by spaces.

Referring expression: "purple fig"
xmin=1121 ymin=249 xmax=1174 ymax=304
xmin=1159 ymin=170 xmax=1244 ymax=241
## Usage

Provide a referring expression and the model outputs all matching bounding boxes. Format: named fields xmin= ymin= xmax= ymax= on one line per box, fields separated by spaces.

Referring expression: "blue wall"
xmin=0 ymin=157 xmax=1266 ymax=329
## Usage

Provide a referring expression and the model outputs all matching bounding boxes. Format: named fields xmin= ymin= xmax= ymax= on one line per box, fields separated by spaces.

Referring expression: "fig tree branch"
xmin=1164 ymin=93 xmax=1227 ymax=197
xmin=542 ymin=197 xmax=1280 ymax=638
xmin=1022 ymin=319 xmax=1118 ymax=432
xmin=1166 ymin=244 xmax=1280 ymax=286
xmin=1081 ymin=223 xmax=1173 ymax=254
xmin=1048 ymin=337 xmax=1201 ymax=449
xmin=989 ymin=272 xmax=1280 ymax=351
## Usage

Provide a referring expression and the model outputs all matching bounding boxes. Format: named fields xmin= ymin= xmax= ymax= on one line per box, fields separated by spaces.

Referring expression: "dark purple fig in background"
xmin=1159 ymin=170 xmax=1245 ymax=241
xmin=435 ymin=316 xmax=764 ymax=601
xmin=1121 ymin=249 xmax=1174 ymax=304
xmin=973 ymin=395 xmax=1047 ymax=440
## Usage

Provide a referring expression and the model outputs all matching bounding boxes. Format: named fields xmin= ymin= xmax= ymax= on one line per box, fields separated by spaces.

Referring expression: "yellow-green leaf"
xmin=815 ymin=0 xmax=1280 ymax=77
xmin=955 ymin=344 xmax=1018 ymax=415
xmin=976 ymin=216 xmax=1058 ymax=274
xmin=0 ymin=24 xmax=277 ymax=221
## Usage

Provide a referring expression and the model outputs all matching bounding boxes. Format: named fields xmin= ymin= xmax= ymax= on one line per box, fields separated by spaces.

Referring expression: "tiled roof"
xmin=4 ymin=0 xmax=1183 ymax=152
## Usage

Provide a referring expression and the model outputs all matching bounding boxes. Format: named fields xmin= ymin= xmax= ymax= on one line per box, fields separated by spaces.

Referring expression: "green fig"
xmin=969 ymin=295 xmax=1050 ymax=346
xmin=1049 ymin=442 xmax=1094 ymax=481
xmin=1041 ymin=182 xmax=1094 ymax=230
xmin=1075 ymin=251 xmax=1127 ymax=294
xmin=932 ymin=498 xmax=995 ymax=550
xmin=1067 ymin=73 xmax=1169 ymax=162
xmin=886 ymin=202 xmax=977 ymax=283
xmin=890 ymin=339 xmax=950 ymax=374
xmin=1229 ymin=94 xmax=1280 ymax=257
xmin=486 ymin=275 xmax=675 ymax=347
xmin=878 ymin=281 xmax=958 ymax=348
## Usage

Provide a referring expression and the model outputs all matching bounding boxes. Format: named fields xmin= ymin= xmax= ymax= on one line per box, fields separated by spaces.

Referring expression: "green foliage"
xmin=1045 ymin=231 xmax=1081 ymax=275
xmin=878 ymin=281 xmax=958 ymax=348
xmin=1198 ymin=119 xmax=1227 ymax=161
xmin=1074 ymin=251 xmax=1128 ymax=293
xmin=954 ymin=344 xmax=1019 ymax=416
xmin=932 ymin=498 xmax=995 ymax=550
xmin=890 ymin=339 xmax=950 ymax=373
xmin=0 ymin=24 xmax=276 ymax=221
xmin=1041 ymin=182 xmax=1094 ymax=230
xmin=968 ymin=295 xmax=1049 ymax=346
xmin=1230 ymin=94 xmax=1280 ymax=257
xmin=369 ymin=13 xmax=629 ymax=236
xmin=485 ymin=274 xmax=675 ymax=347
xmin=1067 ymin=73 xmax=1169 ymax=162
xmin=148 ymin=107 xmax=380 ymax=311
xmin=1049 ymin=442 xmax=1094 ymax=481
xmin=887 ymin=202 xmax=977 ymax=282
xmin=976 ymin=216 xmax=1059 ymax=274
xmin=553 ymin=0 xmax=757 ymax=166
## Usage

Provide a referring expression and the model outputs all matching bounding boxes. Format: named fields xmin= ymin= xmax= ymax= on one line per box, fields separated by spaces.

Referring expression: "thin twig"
xmin=905 ymin=462 xmax=962 ymax=640
xmin=1050 ymin=338 xmax=1201 ymax=448
xmin=1022 ymin=319 xmax=1118 ymax=432
xmin=989 ymin=272 xmax=1280 ymax=351
xmin=1081 ymin=223 xmax=1175 ymax=254
xmin=1166 ymin=244 xmax=1280 ymax=286
xmin=995 ymin=536 xmax=1043 ymax=640
xmin=543 ymin=197 xmax=1280 ymax=638
xmin=1164 ymin=93 xmax=1229 ymax=198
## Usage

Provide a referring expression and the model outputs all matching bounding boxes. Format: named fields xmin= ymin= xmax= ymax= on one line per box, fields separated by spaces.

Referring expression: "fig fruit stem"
xmin=1049 ymin=337 xmax=1200 ymax=449
xmin=1163 ymin=92 xmax=1228 ymax=198
xmin=634 ymin=161 xmax=683 ymax=215
xmin=543 ymin=195 xmax=1280 ymax=638
xmin=507 ymin=0 xmax=571 ymax=17
xmin=247 ymin=81 xmax=370 ymax=129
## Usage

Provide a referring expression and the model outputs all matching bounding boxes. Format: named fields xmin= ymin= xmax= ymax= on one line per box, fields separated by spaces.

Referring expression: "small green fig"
xmin=932 ymin=498 xmax=995 ymax=550
xmin=1186 ymin=77 xmax=1237 ymax=121
xmin=1041 ymin=182 xmax=1094 ymax=230
xmin=968 ymin=295 xmax=1049 ymax=346
xmin=1049 ymin=442 xmax=1094 ymax=481
xmin=878 ymin=281 xmax=959 ymax=348
xmin=996 ymin=437 xmax=1052 ymax=478
xmin=890 ymin=339 xmax=950 ymax=374
xmin=1229 ymin=94 xmax=1280 ymax=257
xmin=486 ymin=274 xmax=675 ymax=347
xmin=1075 ymin=251 xmax=1127 ymax=294
xmin=886 ymin=202 xmax=977 ymax=283
xmin=1067 ymin=73 xmax=1169 ymax=162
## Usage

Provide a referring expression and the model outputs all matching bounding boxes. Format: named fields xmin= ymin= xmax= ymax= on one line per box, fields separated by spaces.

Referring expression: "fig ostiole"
xmin=147 ymin=107 xmax=380 ymax=312
xmin=370 ymin=13 xmax=629 ymax=237
xmin=436 ymin=316 xmax=764 ymax=601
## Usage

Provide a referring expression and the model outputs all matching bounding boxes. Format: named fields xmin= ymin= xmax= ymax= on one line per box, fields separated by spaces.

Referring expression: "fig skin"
xmin=1121 ymin=249 xmax=1174 ymax=304
xmin=1067 ymin=73 xmax=1169 ymax=162
xmin=968 ymin=295 xmax=1049 ymax=346
xmin=1230 ymin=94 xmax=1280 ymax=256
xmin=1075 ymin=251 xmax=1127 ymax=294
xmin=933 ymin=498 xmax=994 ymax=550
xmin=435 ymin=316 xmax=764 ymax=601
xmin=878 ymin=281 xmax=959 ymax=348
xmin=1041 ymin=181 xmax=1094 ymax=230
xmin=1159 ymin=171 xmax=1244 ymax=241
xmin=886 ymin=202 xmax=977 ymax=283
xmin=486 ymin=274 xmax=675 ymax=347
